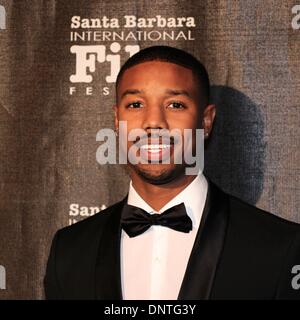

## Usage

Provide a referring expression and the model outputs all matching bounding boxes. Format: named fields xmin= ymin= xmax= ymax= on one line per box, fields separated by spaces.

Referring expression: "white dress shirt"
xmin=120 ymin=173 xmax=208 ymax=300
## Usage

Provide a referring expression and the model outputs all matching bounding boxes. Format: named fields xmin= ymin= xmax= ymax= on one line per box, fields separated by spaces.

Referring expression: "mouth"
xmin=138 ymin=142 xmax=173 ymax=163
xmin=140 ymin=144 xmax=171 ymax=152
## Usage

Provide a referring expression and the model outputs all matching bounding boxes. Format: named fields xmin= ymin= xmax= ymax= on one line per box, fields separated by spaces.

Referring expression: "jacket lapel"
xmin=95 ymin=198 xmax=126 ymax=300
xmin=177 ymin=180 xmax=229 ymax=299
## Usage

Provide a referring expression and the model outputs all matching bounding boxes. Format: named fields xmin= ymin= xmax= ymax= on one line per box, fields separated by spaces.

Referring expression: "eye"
xmin=167 ymin=102 xmax=186 ymax=109
xmin=126 ymin=101 xmax=143 ymax=109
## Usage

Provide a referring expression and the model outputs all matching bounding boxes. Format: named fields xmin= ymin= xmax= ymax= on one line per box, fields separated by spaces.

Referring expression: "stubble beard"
xmin=130 ymin=163 xmax=187 ymax=185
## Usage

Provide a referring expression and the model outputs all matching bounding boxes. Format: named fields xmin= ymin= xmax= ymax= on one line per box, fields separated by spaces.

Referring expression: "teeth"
xmin=140 ymin=144 xmax=170 ymax=150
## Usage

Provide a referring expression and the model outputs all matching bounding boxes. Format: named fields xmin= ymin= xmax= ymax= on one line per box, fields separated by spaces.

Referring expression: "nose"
xmin=142 ymin=102 xmax=168 ymax=131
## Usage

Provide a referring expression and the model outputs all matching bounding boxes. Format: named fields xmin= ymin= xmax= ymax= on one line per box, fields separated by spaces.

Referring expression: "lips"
xmin=139 ymin=142 xmax=173 ymax=163
xmin=140 ymin=144 xmax=171 ymax=151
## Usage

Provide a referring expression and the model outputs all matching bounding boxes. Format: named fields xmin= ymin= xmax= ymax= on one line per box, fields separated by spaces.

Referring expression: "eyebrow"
xmin=120 ymin=89 xmax=144 ymax=99
xmin=120 ymin=88 xmax=192 ymax=100
xmin=164 ymin=89 xmax=192 ymax=99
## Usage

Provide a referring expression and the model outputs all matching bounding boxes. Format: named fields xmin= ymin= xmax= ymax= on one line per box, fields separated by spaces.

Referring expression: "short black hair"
xmin=116 ymin=45 xmax=210 ymax=105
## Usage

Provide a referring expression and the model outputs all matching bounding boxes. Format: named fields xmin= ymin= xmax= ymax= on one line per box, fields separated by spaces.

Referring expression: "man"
xmin=44 ymin=46 xmax=300 ymax=299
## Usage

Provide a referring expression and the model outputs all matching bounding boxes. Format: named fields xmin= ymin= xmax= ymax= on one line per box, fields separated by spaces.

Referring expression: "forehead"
xmin=117 ymin=61 xmax=199 ymax=97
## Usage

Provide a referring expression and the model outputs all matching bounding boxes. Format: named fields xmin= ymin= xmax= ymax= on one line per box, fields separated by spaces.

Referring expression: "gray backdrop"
xmin=0 ymin=0 xmax=299 ymax=299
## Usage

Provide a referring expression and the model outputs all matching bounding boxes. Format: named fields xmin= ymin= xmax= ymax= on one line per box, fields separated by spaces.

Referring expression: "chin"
xmin=132 ymin=164 xmax=185 ymax=185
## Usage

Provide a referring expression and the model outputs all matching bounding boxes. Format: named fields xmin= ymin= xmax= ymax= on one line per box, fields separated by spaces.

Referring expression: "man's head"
xmin=114 ymin=46 xmax=215 ymax=185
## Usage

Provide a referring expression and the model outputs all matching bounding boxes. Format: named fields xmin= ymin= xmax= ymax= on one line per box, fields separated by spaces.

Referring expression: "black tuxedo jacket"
xmin=44 ymin=181 xmax=300 ymax=299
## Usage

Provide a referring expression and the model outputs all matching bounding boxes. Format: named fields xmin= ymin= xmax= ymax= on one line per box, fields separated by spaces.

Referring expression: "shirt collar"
xmin=127 ymin=173 xmax=208 ymax=229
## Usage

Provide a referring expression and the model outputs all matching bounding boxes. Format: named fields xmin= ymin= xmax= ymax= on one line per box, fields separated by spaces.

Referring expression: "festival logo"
xmin=69 ymin=15 xmax=196 ymax=96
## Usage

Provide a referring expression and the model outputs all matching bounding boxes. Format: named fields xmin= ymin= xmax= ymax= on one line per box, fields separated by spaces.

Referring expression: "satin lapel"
xmin=177 ymin=181 xmax=229 ymax=300
xmin=95 ymin=197 xmax=127 ymax=300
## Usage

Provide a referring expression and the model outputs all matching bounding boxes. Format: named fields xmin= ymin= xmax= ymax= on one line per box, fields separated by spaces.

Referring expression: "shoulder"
xmin=54 ymin=197 xmax=126 ymax=248
xmin=207 ymin=178 xmax=300 ymax=236
xmin=228 ymin=194 xmax=300 ymax=235
xmin=221 ymin=191 xmax=300 ymax=256
xmin=210 ymin=184 xmax=300 ymax=299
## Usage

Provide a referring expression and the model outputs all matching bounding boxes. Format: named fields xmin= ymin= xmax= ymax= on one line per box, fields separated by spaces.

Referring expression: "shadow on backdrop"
xmin=204 ymin=85 xmax=266 ymax=206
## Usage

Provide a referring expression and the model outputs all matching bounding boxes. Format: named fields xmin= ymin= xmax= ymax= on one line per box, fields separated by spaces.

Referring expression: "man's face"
xmin=114 ymin=60 xmax=214 ymax=185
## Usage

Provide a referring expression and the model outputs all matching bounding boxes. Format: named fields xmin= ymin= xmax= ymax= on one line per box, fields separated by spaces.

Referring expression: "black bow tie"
xmin=121 ymin=202 xmax=193 ymax=238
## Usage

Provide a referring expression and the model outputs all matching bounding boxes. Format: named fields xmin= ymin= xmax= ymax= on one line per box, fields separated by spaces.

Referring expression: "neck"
xmin=130 ymin=170 xmax=197 ymax=212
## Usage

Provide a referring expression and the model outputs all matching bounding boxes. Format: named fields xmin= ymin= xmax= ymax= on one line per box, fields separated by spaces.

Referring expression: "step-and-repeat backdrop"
xmin=0 ymin=0 xmax=299 ymax=299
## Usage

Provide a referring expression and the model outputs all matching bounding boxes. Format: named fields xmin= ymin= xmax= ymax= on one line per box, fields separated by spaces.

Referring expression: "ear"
xmin=202 ymin=104 xmax=216 ymax=136
xmin=113 ymin=105 xmax=119 ymax=132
